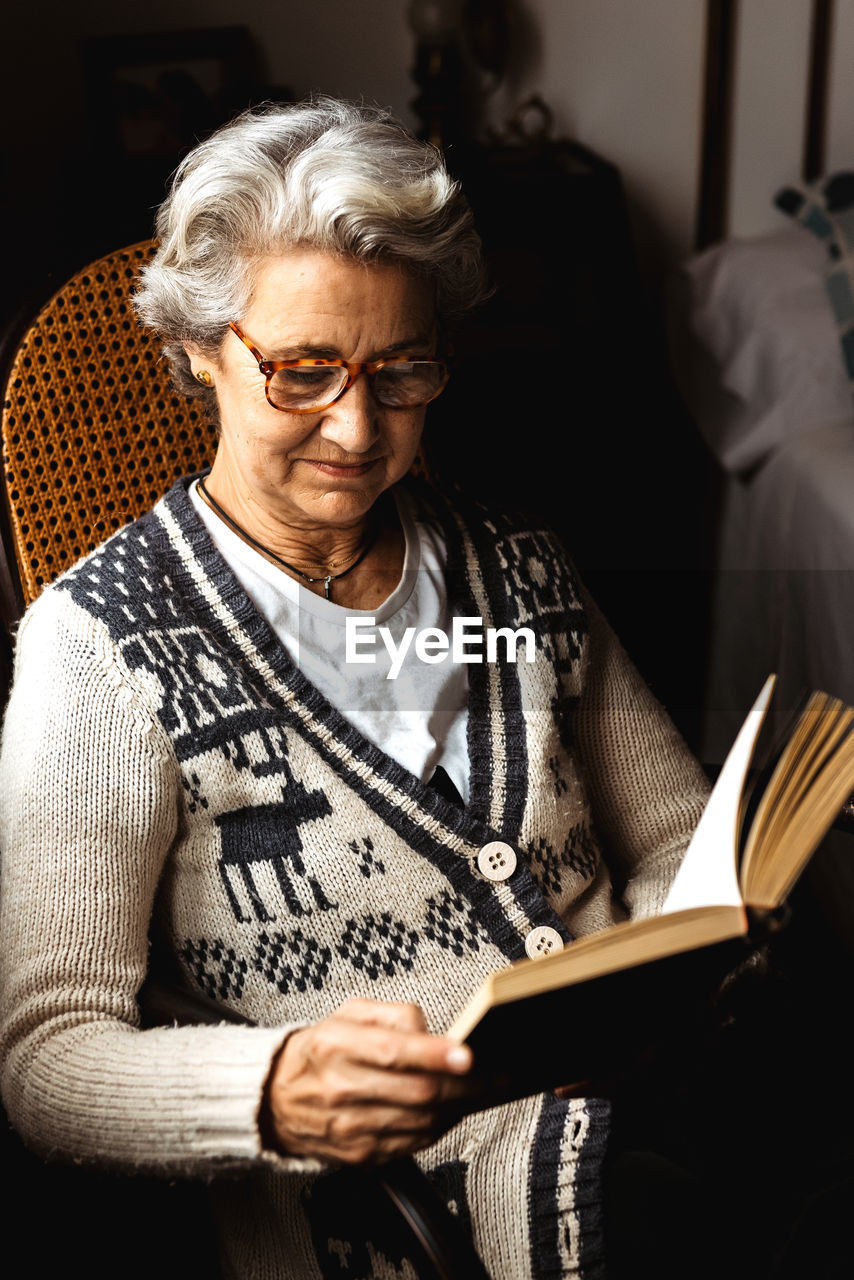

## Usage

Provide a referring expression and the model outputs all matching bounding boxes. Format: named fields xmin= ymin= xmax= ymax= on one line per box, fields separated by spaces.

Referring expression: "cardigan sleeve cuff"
xmin=6 ymin=1021 xmax=325 ymax=1177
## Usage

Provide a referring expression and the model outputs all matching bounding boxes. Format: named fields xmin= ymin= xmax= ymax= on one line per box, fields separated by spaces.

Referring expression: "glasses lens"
xmin=268 ymin=364 xmax=348 ymax=410
xmin=373 ymin=362 xmax=448 ymax=407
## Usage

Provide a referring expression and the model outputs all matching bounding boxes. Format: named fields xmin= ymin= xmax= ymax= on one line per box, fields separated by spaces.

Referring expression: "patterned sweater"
xmin=0 ymin=475 xmax=709 ymax=1279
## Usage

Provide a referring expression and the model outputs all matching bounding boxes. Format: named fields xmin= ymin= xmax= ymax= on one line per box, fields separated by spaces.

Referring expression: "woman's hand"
xmin=261 ymin=998 xmax=476 ymax=1164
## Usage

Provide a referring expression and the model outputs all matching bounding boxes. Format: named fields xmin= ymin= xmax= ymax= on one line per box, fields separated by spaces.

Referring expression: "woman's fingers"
xmin=335 ymin=997 xmax=430 ymax=1031
xmin=290 ymin=1005 xmax=471 ymax=1079
xmin=294 ymin=1050 xmax=473 ymax=1111
xmin=285 ymin=1017 xmax=472 ymax=1103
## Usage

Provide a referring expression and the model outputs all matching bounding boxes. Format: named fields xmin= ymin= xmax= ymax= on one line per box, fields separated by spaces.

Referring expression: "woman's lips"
xmin=301 ymin=458 xmax=381 ymax=478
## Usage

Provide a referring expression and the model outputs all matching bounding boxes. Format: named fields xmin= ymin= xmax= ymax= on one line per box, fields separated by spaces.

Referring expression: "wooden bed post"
xmin=696 ymin=0 xmax=738 ymax=250
xmin=804 ymin=0 xmax=834 ymax=181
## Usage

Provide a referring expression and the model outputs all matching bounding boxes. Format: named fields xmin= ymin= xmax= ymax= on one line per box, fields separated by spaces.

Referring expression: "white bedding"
xmin=669 ymin=226 xmax=854 ymax=766
xmin=669 ymin=227 xmax=851 ymax=475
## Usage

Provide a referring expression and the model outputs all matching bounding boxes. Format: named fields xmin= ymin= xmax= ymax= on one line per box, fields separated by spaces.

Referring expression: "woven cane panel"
xmin=1 ymin=240 xmax=218 ymax=605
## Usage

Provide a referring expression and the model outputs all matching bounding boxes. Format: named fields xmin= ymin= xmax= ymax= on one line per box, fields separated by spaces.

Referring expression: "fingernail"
xmin=446 ymin=1045 xmax=472 ymax=1072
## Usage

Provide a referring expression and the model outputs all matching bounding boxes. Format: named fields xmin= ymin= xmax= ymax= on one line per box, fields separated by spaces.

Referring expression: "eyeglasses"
xmin=228 ymin=321 xmax=450 ymax=413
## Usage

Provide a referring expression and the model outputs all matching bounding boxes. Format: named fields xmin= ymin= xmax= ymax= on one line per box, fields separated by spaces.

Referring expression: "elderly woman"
xmin=0 ymin=98 xmax=708 ymax=1278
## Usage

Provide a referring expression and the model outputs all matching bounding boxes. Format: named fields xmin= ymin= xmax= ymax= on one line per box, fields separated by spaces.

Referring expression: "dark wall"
xmin=1 ymin=9 xmax=270 ymax=327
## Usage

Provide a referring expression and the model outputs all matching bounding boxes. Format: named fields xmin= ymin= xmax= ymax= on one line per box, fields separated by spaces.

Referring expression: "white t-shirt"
xmin=189 ymin=481 xmax=470 ymax=803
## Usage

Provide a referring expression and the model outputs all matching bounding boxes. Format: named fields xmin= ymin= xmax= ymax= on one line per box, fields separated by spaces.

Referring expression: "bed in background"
xmin=671 ymin=216 xmax=854 ymax=766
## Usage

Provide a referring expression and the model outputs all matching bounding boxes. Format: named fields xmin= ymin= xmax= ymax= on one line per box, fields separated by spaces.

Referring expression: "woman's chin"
xmin=287 ymin=479 xmax=392 ymax=529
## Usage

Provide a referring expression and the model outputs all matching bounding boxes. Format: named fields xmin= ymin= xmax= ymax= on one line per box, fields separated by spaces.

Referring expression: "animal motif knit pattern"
xmin=0 ymin=475 xmax=709 ymax=1279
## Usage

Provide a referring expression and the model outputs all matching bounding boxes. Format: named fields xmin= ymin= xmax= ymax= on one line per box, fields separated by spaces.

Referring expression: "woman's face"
xmin=192 ymin=249 xmax=437 ymax=533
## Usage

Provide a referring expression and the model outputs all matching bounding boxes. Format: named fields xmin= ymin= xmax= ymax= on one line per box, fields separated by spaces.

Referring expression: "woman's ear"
xmin=184 ymin=344 xmax=217 ymax=388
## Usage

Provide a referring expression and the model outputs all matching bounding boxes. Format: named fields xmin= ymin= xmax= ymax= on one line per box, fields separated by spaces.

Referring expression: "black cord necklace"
xmin=197 ymin=476 xmax=378 ymax=601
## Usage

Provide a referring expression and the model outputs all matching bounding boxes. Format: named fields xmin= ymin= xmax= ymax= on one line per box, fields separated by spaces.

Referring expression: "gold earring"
xmin=195 ymin=370 xmax=212 ymax=386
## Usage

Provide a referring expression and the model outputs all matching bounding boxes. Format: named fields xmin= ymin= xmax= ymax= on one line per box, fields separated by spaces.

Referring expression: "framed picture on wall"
xmin=81 ymin=27 xmax=269 ymax=165
xmin=79 ymin=27 xmax=293 ymax=245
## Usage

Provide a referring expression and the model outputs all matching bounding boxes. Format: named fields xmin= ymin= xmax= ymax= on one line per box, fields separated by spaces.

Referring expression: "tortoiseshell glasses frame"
xmin=228 ymin=321 xmax=451 ymax=413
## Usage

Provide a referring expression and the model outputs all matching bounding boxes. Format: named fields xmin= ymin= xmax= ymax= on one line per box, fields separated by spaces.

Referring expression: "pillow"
xmin=668 ymin=227 xmax=853 ymax=472
xmin=775 ymin=172 xmax=854 ymax=391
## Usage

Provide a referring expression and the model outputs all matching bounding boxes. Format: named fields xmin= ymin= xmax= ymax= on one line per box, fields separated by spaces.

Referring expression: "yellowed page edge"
xmin=743 ymin=699 xmax=854 ymax=891
xmin=747 ymin=733 xmax=854 ymax=907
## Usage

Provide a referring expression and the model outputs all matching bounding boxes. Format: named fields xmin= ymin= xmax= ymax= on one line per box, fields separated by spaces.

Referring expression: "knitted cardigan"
xmin=0 ymin=475 xmax=709 ymax=1280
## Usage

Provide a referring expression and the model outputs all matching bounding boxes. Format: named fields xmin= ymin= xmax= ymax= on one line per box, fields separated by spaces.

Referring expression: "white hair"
xmin=133 ymin=97 xmax=488 ymax=403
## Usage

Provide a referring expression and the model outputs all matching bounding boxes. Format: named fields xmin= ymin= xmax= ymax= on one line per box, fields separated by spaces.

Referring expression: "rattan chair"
xmin=0 ymin=239 xmax=217 ymax=628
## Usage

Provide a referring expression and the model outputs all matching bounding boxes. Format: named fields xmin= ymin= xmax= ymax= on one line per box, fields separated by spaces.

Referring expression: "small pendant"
xmin=323 ymin=575 xmax=333 ymax=600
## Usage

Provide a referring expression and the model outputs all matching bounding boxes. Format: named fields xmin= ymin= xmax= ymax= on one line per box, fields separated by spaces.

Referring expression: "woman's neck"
xmin=198 ymin=469 xmax=405 ymax=607
xmin=202 ymin=468 xmax=376 ymax=569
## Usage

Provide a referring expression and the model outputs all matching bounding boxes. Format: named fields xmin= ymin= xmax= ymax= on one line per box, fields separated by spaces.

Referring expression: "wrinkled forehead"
xmin=238 ymin=249 xmax=438 ymax=358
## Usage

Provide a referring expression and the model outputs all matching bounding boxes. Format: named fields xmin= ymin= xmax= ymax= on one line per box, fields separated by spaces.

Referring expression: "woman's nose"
xmin=318 ymin=372 xmax=380 ymax=453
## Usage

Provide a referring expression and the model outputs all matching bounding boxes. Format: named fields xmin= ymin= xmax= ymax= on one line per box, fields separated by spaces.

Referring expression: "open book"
xmin=449 ymin=676 xmax=854 ymax=1093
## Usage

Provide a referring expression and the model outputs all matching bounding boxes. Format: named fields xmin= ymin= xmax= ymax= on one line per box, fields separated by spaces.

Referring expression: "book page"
xmin=661 ymin=675 xmax=776 ymax=914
